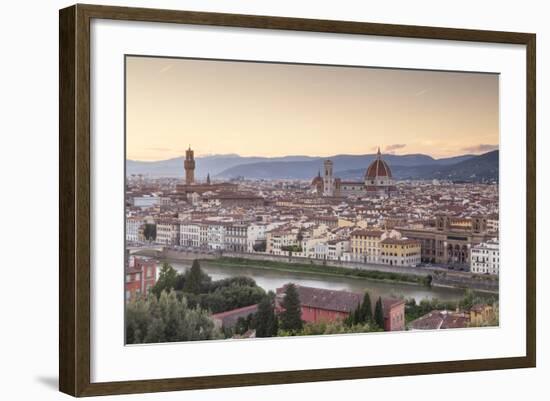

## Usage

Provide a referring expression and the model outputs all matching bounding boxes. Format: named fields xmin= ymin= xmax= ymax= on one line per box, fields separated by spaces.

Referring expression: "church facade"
xmin=311 ymin=148 xmax=397 ymax=197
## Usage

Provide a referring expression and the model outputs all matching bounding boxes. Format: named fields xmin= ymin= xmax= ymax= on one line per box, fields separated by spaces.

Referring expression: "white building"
xmin=206 ymin=222 xmax=226 ymax=250
xmin=487 ymin=216 xmax=499 ymax=234
xmin=327 ymin=239 xmax=350 ymax=261
xmin=180 ymin=221 xmax=201 ymax=248
xmin=470 ymin=238 xmax=500 ymax=275
xmin=126 ymin=216 xmax=144 ymax=243
xmin=312 ymin=241 xmax=329 ymax=260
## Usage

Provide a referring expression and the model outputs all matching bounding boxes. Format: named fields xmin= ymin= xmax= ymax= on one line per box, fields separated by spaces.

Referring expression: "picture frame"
xmin=59 ymin=3 xmax=536 ymax=397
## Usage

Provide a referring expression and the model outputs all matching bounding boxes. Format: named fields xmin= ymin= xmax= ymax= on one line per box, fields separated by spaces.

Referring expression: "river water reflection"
xmin=169 ymin=260 xmax=471 ymax=303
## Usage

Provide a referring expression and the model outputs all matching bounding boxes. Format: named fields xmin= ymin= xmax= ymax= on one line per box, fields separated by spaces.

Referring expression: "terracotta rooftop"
xmin=409 ymin=310 xmax=469 ymax=330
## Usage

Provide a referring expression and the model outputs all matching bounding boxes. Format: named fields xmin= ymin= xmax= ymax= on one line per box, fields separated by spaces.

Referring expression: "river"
xmin=168 ymin=260 xmax=475 ymax=303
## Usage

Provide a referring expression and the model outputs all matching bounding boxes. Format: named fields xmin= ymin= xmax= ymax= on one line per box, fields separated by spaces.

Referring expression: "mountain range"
xmin=126 ymin=150 xmax=498 ymax=182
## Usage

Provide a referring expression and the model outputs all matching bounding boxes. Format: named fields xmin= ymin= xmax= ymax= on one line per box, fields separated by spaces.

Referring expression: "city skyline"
xmin=126 ymin=56 xmax=499 ymax=161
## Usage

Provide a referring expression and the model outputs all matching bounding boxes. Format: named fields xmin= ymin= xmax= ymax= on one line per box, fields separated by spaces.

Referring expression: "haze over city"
xmin=126 ymin=56 xmax=499 ymax=161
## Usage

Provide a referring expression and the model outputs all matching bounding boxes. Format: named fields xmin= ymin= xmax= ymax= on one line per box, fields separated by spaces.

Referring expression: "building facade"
xmin=125 ymin=257 xmax=157 ymax=302
xmin=126 ymin=216 xmax=144 ymax=242
xmin=156 ymin=219 xmax=180 ymax=246
xmin=380 ymin=237 xmax=421 ymax=267
xmin=470 ymin=238 xmax=500 ymax=275
xmin=397 ymin=214 xmax=494 ymax=267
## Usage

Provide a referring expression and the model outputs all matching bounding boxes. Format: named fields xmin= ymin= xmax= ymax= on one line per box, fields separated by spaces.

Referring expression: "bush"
xmin=126 ymin=291 xmax=222 ymax=344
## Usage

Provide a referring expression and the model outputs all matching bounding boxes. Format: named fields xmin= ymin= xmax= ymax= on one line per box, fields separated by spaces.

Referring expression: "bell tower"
xmin=184 ymin=146 xmax=195 ymax=185
xmin=323 ymin=159 xmax=334 ymax=196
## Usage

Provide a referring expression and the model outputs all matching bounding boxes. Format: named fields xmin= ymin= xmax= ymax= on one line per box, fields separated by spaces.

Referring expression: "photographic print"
xmin=124 ymin=56 xmax=500 ymax=345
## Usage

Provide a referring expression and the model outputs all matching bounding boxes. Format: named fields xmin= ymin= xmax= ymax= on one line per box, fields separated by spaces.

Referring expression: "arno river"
xmin=168 ymin=260 xmax=475 ymax=303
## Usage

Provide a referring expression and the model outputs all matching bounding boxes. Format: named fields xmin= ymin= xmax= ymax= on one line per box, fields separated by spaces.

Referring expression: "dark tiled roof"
xmin=211 ymin=304 xmax=258 ymax=328
xmin=276 ymin=285 xmax=361 ymax=313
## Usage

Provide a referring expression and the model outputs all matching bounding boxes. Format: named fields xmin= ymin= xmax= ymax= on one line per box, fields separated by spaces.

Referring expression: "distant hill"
xmin=429 ymin=150 xmax=498 ymax=181
xmin=126 ymin=154 xmax=317 ymax=178
xmin=214 ymin=153 xmax=477 ymax=180
xmin=125 ymin=151 xmax=496 ymax=182
xmin=338 ymin=150 xmax=498 ymax=182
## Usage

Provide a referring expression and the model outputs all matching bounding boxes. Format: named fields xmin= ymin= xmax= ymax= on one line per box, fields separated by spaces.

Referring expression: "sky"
xmin=126 ymin=56 xmax=499 ymax=161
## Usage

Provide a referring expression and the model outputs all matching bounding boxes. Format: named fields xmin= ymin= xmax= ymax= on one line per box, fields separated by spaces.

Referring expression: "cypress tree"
xmin=374 ymin=296 xmax=385 ymax=329
xmin=255 ymin=291 xmax=278 ymax=337
xmin=183 ymin=259 xmax=204 ymax=295
xmin=280 ymin=283 xmax=303 ymax=332
xmin=359 ymin=292 xmax=373 ymax=323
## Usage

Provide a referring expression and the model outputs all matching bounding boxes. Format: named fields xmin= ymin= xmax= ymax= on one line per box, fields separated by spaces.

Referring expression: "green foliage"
xmin=347 ymin=292 xmax=373 ymax=326
xmin=404 ymin=291 xmax=499 ymax=323
xmin=278 ymin=320 xmax=382 ymax=337
xmin=151 ymin=263 xmax=178 ymax=298
xmin=143 ymin=223 xmax=156 ymax=241
xmin=198 ymin=284 xmax=265 ymax=314
xmin=423 ymin=274 xmax=433 ymax=287
xmin=234 ymin=314 xmax=255 ymax=336
xmin=281 ymin=245 xmax=303 ymax=253
xmin=374 ymin=296 xmax=384 ymax=329
xmin=206 ymin=276 xmax=258 ymax=292
xmin=183 ymin=259 xmax=210 ymax=295
xmin=126 ymin=291 xmax=222 ymax=344
xmin=459 ymin=289 xmax=475 ymax=311
xmin=359 ymin=292 xmax=373 ymax=323
xmin=405 ymin=297 xmax=458 ymax=322
xmin=212 ymin=257 xmax=432 ymax=286
xmin=255 ymin=291 xmax=278 ymax=338
xmin=151 ymin=260 xmax=265 ymax=317
xmin=279 ymin=283 xmax=303 ymax=333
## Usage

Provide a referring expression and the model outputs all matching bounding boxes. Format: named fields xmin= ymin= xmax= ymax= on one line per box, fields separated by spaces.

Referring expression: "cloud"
xmin=386 ymin=144 xmax=407 ymax=152
xmin=159 ymin=64 xmax=173 ymax=74
xmin=414 ymin=88 xmax=430 ymax=97
xmin=461 ymin=144 xmax=498 ymax=153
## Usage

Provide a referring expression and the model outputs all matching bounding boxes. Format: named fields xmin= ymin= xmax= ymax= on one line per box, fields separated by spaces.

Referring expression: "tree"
xmin=358 ymin=292 xmax=373 ymax=323
xmin=374 ymin=296 xmax=384 ymax=329
xmin=459 ymin=289 xmax=475 ymax=311
xmin=255 ymin=291 xmax=278 ymax=337
xmin=125 ymin=290 xmax=222 ymax=344
xmin=143 ymin=223 xmax=156 ymax=241
xmin=279 ymin=283 xmax=303 ymax=332
xmin=183 ymin=259 xmax=206 ymax=295
xmin=346 ymin=292 xmax=373 ymax=326
xmin=151 ymin=263 xmax=178 ymax=298
xmin=423 ymin=274 xmax=433 ymax=287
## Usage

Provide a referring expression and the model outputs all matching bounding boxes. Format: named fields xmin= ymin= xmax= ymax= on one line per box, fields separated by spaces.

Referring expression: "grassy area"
xmin=201 ymin=256 xmax=433 ymax=287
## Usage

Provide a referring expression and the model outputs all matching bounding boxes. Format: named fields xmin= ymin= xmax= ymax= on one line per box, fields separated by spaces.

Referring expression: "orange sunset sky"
xmin=126 ymin=56 xmax=499 ymax=161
